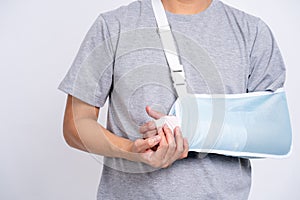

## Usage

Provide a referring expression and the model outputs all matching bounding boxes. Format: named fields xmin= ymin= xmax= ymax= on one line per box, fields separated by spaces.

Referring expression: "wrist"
xmin=110 ymin=139 xmax=138 ymax=161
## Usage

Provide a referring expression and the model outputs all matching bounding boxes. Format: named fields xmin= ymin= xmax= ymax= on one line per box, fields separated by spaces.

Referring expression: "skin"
xmin=62 ymin=0 xmax=211 ymax=169
xmin=162 ymin=0 xmax=212 ymax=15
xmin=63 ymin=95 xmax=188 ymax=168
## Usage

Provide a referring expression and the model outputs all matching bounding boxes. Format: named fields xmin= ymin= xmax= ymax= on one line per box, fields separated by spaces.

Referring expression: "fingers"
xmin=173 ymin=127 xmax=189 ymax=159
xmin=155 ymin=127 xmax=168 ymax=159
xmin=180 ymin=138 xmax=189 ymax=159
xmin=139 ymin=120 xmax=158 ymax=139
xmin=174 ymin=127 xmax=184 ymax=158
xmin=139 ymin=121 xmax=156 ymax=134
xmin=162 ymin=125 xmax=176 ymax=163
xmin=139 ymin=106 xmax=166 ymax=141
xmin=142 ymin=130 xmax=158 ymax=139
xmin=139 ymin=126 xmax=188 ymax=169
xmin=133 ymin=135 xmax=161 ymax=153
xmin=139 ymin=127 xmax=168 ymax=169
xmin=146 ymin=106 xmax=166 ymax=120
xmin=161 ymin=126 xmax=184 ymax=168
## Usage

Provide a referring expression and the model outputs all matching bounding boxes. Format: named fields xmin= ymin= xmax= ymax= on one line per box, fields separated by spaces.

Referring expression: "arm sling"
xmin=151 ymin=0 xmax=292 ymax=158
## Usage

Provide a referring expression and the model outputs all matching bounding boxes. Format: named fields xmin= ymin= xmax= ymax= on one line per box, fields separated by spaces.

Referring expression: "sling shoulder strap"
xmin=151 ymin=0 xmax=188 ymax=98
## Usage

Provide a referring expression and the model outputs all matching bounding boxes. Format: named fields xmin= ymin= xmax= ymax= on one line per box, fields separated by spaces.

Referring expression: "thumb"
xmin=135 ymin=135 xmax=161 ymax=153
xmin=146 ymin=106 xmax=166 ymax=120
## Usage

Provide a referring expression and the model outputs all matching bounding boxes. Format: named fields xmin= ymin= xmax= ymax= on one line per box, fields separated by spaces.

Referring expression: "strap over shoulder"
xmin=151 ymin=0 xmax=188 ymax=97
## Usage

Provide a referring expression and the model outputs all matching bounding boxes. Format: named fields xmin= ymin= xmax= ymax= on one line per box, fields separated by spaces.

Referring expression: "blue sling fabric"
xmin=168 ymin=89 xmax=292 ymax=158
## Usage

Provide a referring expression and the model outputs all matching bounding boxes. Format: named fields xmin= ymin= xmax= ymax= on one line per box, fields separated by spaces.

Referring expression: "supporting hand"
xmin=132 ymin=125 xmax=188 ymax=168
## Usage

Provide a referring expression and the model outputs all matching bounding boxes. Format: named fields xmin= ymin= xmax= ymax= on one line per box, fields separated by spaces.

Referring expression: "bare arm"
xmin=62 ymin=95 xmax=188 ymax=168
xmin=62 ymin=95 xmax=156 ymax=161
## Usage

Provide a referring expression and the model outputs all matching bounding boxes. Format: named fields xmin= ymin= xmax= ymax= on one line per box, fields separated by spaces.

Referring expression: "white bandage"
xmin=154 ymin=116 xmax=181 ymax=134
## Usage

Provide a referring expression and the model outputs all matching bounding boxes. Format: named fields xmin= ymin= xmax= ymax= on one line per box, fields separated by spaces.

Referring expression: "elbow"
xmin=62 ymin=120 xmax=82 ymax=150
xmin=61 ymin=95 xmax=88 ymax=151
xmin=63 ymin=127 xmax=75 ymax=148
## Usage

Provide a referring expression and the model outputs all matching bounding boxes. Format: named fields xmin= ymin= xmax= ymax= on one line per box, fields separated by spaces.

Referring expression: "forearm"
xmin=62 ymin=96 xmax=187 ymax=168
xmin=64 ymin=118 xmax=138 ymax=161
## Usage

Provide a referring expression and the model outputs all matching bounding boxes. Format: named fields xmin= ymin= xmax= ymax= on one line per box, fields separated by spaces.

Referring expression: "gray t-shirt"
xmin=58 ymin=0 xmax=286 ymax=199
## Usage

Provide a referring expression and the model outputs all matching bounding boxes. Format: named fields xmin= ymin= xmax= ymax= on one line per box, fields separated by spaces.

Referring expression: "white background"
xmin=0 ymin=0 xmax=299 ymax=199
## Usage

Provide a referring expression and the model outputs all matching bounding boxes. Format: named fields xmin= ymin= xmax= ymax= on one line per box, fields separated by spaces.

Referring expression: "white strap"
xmin=151 ymin=0 xmax=188 ymax=97
xmin=151 ymin=0 xmax=169 ymax=28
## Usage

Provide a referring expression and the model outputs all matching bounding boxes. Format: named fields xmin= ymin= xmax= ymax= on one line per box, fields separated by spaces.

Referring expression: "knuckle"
xmin=176 ymin=131 xmax=183 ymax=138
xmin=161 ymin=163 xmax=169 ymax=168
xmin=152 ymin=162 xmax=161 ymax=169
xmin=174 ymin=126 xmax=181 ymax=133
xmin=183 ymin=153 xmax=188 ymax=158
xmin=179 ymin=153 xmax=187 ymax=159
xmin=162 ymin=161 xmax=173 ymax=168
xmin=183 ymin=151 xmax=189 ymax=158
xmin=147 ymin=158 xmax=162 ymax=169
xmin=166 ymin=127 xmax=172 ymax=134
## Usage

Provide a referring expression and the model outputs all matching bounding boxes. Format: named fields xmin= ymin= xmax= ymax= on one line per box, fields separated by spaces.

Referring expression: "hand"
xmin=159 ymin=125 xmax=189 ymax=168
xmin=134 ymin=125 xmax=189 ymax=168
xmin=139 ymin=106 xmax=166 ymax=138
xmin=131 ymin=134 xmax=162 ymax=154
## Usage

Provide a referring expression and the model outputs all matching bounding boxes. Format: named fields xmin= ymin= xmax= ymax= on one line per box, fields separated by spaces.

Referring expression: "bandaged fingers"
xmin=139 ymin=115 xmax=181 ymax=140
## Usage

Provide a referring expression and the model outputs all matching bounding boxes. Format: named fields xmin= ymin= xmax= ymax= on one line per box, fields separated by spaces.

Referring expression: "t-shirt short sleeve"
xmin=58 ymin=14 xmax=114 ymax=107
xmin=247 ymin=19 xmax=286 ymax=92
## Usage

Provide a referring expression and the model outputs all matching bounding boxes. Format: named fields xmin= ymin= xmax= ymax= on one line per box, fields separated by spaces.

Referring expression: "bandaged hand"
xmin=138 ymin=106 xmax=189 ymax=168
xmin=139 ymin=106 xmax=181 ymax=137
